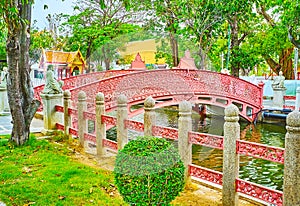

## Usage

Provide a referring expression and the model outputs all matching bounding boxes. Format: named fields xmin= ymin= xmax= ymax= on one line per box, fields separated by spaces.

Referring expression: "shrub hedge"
xmin=114 ymin=136 xmax=185 ymax=205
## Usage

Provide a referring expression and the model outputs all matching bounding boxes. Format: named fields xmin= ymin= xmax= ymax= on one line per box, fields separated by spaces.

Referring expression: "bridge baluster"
xmin=96 ymin=92 xmax=106 ymax=156
xmin=117 ymin=94 xmax=128 ymax=150
xmin=283 ymin=111 xmax=300 ymax=205
xmin=63 ymin=90 xmax=71 ymax=139
xmin=178 ymin=100 xmax=192 ymax=180
xmin=222 ymin=104 xmax=240 ymax=206
xmin=78 ymin=91 xmax=87 ymax=147
xmin=144 ymin=96 xmax=156 ymax=136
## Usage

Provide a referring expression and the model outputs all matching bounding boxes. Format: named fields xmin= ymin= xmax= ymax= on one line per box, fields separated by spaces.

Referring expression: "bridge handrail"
xmin=237 ymin=139 xmax=284 ymax=164
xmin=55 ymin=104 xmax=118 ymax=151
xmin=68 ymin=69 xmax=264 ymax=122
xmin=34 ymin=69 xmax=140 ymax=112
xmin=41 ymin=71 xmax=298 ymax=205
xmin=49 ymin=90 xmax=286 ymax=205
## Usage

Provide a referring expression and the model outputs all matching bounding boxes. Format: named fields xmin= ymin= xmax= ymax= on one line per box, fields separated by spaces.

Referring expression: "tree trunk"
xmin=6 ymin=1 xmax=40 ymax=145
xmin=102 ymin=45 xmax=111 ymax=70
xmin=264 ymin=47 xmax=294 ymax=79
xmin=229 ymin=16 xmax=239 ymax=77
xmin=199 ymin=46 xmax=207 ymax=70
xmin=169 ymin=32 xmax=179 ymax=67
xmin=86 ymin=39 xmax=93 ymax=73
xmin=280 ymin=48 xmax=293 ymax=79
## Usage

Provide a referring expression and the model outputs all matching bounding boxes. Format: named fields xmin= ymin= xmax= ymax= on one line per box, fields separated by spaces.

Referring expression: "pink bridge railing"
xmin=68 ymin=69 xmax=264 ymax=122
xmin=53 ymin=94 xmax=283 ymax=206
xmin=34 ymin=70 xmax=139 ymax=112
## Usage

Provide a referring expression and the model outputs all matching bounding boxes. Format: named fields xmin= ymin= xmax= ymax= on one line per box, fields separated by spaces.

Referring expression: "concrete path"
xmin=0 ymin=114 xmax=43 ymax=135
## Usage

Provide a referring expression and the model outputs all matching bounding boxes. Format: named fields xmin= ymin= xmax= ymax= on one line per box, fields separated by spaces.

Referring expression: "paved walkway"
xmin=0 ymin=114 xmax=44 ymax=135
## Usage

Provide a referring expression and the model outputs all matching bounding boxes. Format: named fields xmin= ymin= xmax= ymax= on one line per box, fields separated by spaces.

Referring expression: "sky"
xmin=32 ymin=0 xmax=75 ymax=29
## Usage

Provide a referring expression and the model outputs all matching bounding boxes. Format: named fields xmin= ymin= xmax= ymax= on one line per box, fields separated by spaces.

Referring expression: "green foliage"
xmin=146 ymin=64 xmax=155 ymax=70
xmin=30 ymin=29 xmax=56 ymax=64
xmin=62 ymin=1 xmax=140 ymax=68
xmin=114 ymin=136 xmax=185 ymax=205
xmin=0 ymin=137 xmax=126 ymax=205
xmin=155 ymin=38 xmax=174 ymax=67
xmin=0 ymin=26 xmax=6 ymax=61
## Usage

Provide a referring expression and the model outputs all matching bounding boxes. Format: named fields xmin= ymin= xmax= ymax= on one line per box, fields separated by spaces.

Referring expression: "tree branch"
xmin=288 ymin=27 xmax=300 ymax=49
xmin=238 ymin=32 xmax=249 ymax=45
xmin=257 ymin=5 xmax=275 ymax=27
xmin=263 ymin=54 xmax=280 ymax=74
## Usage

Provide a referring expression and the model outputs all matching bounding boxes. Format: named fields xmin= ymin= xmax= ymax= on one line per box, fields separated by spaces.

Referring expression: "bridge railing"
xmin=42 ymin=90 xmax=300 ymax=206
xmin=34 ymin=70 xmax=138 ymax=112
xmin=66 ymin=69 xmax=264 ymax=122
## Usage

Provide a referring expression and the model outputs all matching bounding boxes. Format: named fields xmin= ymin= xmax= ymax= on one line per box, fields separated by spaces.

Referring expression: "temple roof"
xmin=42 ymin=49 xmax=85 ymax=64
xmin=130 ymin=53 xmax=146 ymax=70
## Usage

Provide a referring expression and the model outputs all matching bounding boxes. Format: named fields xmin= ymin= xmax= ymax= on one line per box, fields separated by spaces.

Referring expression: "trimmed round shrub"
xmin=114 ymin=136 xmax=185 ymax=205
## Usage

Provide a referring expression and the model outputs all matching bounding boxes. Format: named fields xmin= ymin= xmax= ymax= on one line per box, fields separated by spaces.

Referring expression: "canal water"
xmin=107 ymin=105 xmax=285 ymax=191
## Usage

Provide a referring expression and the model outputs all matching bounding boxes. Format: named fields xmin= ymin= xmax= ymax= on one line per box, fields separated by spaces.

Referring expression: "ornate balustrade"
xmin=67 ymin=69 xmax=263 ymax=122
xmin=83 ymin=111 xmax=96 ymax=121
xmin=237 ymin=140 xmax=284 ymax=164
xmin=188 ymin=131 xmax=223 ymax=149
xmin=34 ymin=70 xmax=136 ymax=112
xmin=82 ymin=133 xmax=118 ymax=152
xmin=34 ymin=85 xmax=44 ymax=112
xmin=55 ymin=105 xmax=64 ymax=113
xmin=45 ymin=85 xmax=296 ymax=206
xmin=189 ymin=164 xmax=223 ymax=186
xmin=69 ymin=128 xmax=78 ymax=136
xmin=54 ymin=106 xmax=64 ymax=132
xmin=54 ymin=105 xmax=79 ymax=136
xmin=101 ymin=115 xmax=117 ymax=127
xmin=236 ymin=179 xmax=283 ymax=206
xmin=84 ymin=133 xmax=96 ymax=143
xmin=69 ymin=108 xmax=78 ymax=130
xmin=103 ymin=139 xmax=118 ymax=151
xmin=152 ymin=125 xmax=178 ymax=140
xmin=56 ymin=123 xmax=64 ymax=131
xmin=124 ymin=119 xmax=144 ymax=132
xmin=68 ymin=108 xmax=78 ymax=116
xmin=171 ymin=69 xmax=263 ymax=107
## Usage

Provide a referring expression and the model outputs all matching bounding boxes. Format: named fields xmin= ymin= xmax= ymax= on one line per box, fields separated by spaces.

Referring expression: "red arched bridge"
xmin=34 ymin=69 xmax=264 ymax=122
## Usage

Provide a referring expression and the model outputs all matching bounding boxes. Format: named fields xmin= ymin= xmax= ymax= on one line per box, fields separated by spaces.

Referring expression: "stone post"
xmin=178 ymin=101 xmax=192 ymax=180
xmin=273 ymin=87 xmax=286 ymax=108
xmin=222 ymin=104 xmax=239 ymax=206
xmin=283 ymin=111 xmax=300 ymax=206
xmin=40 ymin=93 xmax=63 ymax=134
xmin=295 ymin=87 xmax=300 ymax=111
xmin=63 ymin=90 xmax=71 ymax=138
xmin=117 ymin=94 xmax=128 ymax=150
xmin=96 ymin=92 xmax=106 ymax=156
xmin=258 ymin=81 xmax=265 ymax=107
xmin=77 ymin=91 xmax=87 ymax=147
xmin=144 ymin=96 xmax=155 ymax=136
xmin=0 ymin=87 xmax=9 ymax=115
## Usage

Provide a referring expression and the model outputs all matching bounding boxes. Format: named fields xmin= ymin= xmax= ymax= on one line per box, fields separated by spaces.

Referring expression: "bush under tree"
xmin=114 ymin=136 xmax=185 ymax=205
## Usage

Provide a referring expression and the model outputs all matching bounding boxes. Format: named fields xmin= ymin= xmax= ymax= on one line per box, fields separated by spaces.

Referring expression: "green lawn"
xmin=0 ymin=136 xmax=126 ymax=206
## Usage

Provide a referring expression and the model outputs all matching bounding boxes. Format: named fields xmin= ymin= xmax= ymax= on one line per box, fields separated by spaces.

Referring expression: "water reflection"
xmin=155 ymin=106 xmax=286 ymax=191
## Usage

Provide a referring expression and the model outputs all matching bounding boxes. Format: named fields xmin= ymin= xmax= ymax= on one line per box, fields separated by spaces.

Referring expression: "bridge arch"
xmin=127 ymin=97 xmax=253 ymax=121
xmin=69 ymin=69 xmax=264 ymax=122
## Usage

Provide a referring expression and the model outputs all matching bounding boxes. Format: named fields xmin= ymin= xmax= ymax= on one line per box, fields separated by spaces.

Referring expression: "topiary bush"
xmin=114 ymin=136 xmax=185 ymax=205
